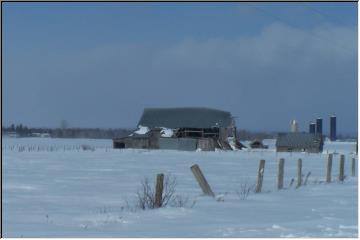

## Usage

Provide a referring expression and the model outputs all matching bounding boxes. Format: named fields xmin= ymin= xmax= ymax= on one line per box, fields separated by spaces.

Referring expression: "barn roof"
xmin=138 ymin=107 xmax=232 ymax=129
xmin=276 ymin=132 xmax=323 ymax=149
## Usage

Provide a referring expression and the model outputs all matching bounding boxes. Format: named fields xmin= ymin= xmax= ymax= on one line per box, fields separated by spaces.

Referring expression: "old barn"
xmin=113 ymin=107 xmax=244 ymax=151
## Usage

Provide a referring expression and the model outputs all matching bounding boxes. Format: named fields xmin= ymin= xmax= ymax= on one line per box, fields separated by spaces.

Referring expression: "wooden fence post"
xmin=154 ymin=173 xmax=164 ymax=208
xmin=255 ymin=160 xmax=265 ymax=193
xmin=297 ymin=158 xmax=302 ymax=188
xmin=326 ymin=154 xmax=333 ymax=183
xmin=351 ymin=158 xmax=356 ymax=177
xmin=190 ymin=164 xmax=215 ymax=197
xmin=339 ymin=155 xmax=345 ymax=182
xmin=277 ymin=158 xmax=285 ymax=190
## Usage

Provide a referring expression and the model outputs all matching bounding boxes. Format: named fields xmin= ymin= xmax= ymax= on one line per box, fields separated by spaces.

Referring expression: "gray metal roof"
xmin=137 ymin=107 xmax=232 ymax=129
xmin=276 ymin=132 xmax=323 ymax=148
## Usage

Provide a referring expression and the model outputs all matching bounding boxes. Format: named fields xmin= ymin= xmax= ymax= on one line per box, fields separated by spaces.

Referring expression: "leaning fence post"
xmin=277 ymin=158 xmax=285 ymax=190
xmin=255 ymin=160 xmax=265 ymax=193
xmin=326 ymin=154 xmax=333 ymax=183
xmin=351 ymin=158 xmax=356 ymax=177
xmin=154 ymin=173 xmax=164 ymax=208
xmin=297 ymin=158 xmax=302 ymax=188
xmin=190 ymin=164 xmax=215 ymax=197
xmin=339 ymin=154 xmax=345 ymax=182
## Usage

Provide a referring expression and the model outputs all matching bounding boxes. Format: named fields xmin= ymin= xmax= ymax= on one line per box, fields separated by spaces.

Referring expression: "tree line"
xmin=2 ymin=124 xmax=134 ymax=139
xmin=1 ymin=124 xmax=355 ymax=140
xmin=2 ymin=124 xmax=275 ymax=140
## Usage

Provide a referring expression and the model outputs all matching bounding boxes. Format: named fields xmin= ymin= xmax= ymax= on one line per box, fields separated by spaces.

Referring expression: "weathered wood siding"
xmin=158 ymin=137 xmax=197 ymax=151
xmin=197 ymin=138 xmax=215 ymax=151
xmin=276 ymin=146 xmax=322 ymax=153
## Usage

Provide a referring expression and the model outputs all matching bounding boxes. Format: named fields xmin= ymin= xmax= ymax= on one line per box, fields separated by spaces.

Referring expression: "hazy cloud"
xmin=3 ymin=22 xmax=357 ymax=134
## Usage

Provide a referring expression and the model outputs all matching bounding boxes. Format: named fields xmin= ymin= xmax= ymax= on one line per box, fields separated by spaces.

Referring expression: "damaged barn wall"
xmin=159 ymin=137 xmax=215 ymax=151
xmin=159 ymin=138 xmax=198 ymax=151
xmin=197 ymin=138 xmax=215 ymax=151
xmin=114 ymin=137 xmax=149 ymax=149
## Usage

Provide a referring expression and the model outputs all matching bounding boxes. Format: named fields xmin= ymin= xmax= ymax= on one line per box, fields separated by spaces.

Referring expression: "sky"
xmin=2 ymin=2 xmax=358 ymax=135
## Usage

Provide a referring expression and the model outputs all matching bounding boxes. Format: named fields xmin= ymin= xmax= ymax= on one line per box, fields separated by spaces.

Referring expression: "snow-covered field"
xmin=2 ymin=137 xmax=358 ymax=237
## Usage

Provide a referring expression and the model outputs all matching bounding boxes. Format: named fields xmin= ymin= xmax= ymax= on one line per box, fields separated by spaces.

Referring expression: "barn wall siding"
xmin=113 ymin=137 xmax=150 ymax=149
xmin=197 ymin=138 xmax=215 ymax=151
xmin=276 ymin=146 xmax=322 ymax=153
xmin=159 ymin=138 xmax=197 ymax=151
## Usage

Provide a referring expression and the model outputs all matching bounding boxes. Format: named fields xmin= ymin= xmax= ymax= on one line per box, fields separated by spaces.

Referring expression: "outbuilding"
xmin=276 ymin=132 xmax=323 ymax=153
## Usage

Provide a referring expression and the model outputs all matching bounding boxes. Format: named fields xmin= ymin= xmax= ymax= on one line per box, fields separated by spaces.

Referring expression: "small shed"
xmin=276 ymin=132 xmax=323 ymax=153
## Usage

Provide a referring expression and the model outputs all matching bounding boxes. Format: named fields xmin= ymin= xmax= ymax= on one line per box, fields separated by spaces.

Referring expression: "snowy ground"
xmin=2 ymin=137 xmax=358 ymax=237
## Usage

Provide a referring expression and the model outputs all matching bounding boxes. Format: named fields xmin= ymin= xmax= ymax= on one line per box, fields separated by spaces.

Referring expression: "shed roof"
xmin=276 ymin=132 xmax=323 ymax=149
xmin=138 ymin=107 xmax=232 ymax=129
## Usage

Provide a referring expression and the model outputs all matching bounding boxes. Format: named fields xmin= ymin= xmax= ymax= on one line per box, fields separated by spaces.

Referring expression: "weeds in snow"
xmin=171 ymin=194 xmax=190 ymax=207
xmin=81 ymin=144 xmax=95 ymax=151
xmin=289 ymin=178 xmax=295 ymax=188
xmin=2 ymin=144 xmax=102 ymax=152
xmin=134 ymin=174 xmax=194 ymax=210
xmin=236 ymin=182 xmax=255 ymax=200
xmin=136 ymin=174 xmax=177 ymax=209
xmin=304 ymin=171 xmax=311 ymax=185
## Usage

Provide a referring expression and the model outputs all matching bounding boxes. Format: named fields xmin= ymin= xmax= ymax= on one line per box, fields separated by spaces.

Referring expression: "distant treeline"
xmin=2 ymin=124 xmax=274 ymax=140
xmin=2 ymin=124 xmax=134 ymax=139
xmin=237 ymin=129 xmax=356 ymax=141
xmin=1 ymin=124 xmax=355 ymax=140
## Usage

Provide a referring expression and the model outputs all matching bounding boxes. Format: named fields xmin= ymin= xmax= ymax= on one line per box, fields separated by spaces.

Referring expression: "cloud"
xmin=3 ymin=22 xmax=357 ymax=133
xmin=154 ymin=22 xmax=355 ymax=69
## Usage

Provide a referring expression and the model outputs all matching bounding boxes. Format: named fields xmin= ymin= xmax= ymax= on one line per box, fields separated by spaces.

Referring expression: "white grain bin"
xmin=290 ymin=120 xmax=298 ymax=133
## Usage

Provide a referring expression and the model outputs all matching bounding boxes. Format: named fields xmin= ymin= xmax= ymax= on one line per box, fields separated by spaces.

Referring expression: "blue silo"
xmin=309 ymin=122 xmax=316 ymax=134
xmin=316 ymin=118 xmax=323 ymax=134
xmin=330 ymin=115 xmax=336 ymax=141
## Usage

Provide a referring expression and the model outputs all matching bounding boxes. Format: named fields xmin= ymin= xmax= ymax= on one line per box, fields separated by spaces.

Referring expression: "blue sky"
xmin=2 ymin=2 xmax=358 ymax=135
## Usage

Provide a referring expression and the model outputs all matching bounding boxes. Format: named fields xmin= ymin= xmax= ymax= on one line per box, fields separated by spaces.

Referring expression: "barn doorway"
xmin=114 ymin=142 xmax=125 ymax=149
